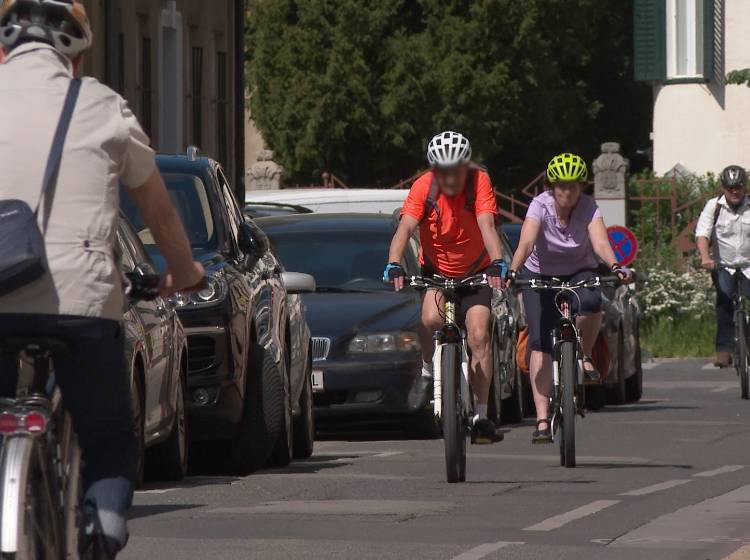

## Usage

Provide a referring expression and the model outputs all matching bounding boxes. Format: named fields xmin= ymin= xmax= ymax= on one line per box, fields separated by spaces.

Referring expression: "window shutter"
xmin=634 ymin=0 xmax=666 ymax=82
xmin=703 ymin=0 xmax=716 ymax=79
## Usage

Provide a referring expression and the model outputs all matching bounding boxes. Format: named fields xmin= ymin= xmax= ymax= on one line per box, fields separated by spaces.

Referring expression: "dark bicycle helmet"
xmin=0 ymin=0 xmax=92 ymax=56
xmin=720 ymin=165 xmax=748 ymax=188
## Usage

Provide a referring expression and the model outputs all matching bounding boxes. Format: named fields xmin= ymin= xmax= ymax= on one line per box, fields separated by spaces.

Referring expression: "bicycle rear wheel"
xmin=1 ymin=436 xmax=63 ymax=560
xmin=559 ymin=341 xmax=577 ymax=468
xmin=441 ymin=344 xmax=466 ymax=483
xmin=738 ymin=316 xmax=749 ymax=400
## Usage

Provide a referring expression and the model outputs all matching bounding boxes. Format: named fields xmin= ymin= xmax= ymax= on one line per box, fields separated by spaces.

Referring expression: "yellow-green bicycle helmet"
xmin=546 ymin=153 xmax=588 ymax=183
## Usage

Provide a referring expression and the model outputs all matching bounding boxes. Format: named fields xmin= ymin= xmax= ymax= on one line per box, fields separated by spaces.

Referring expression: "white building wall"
xmin=653 ymin=0 xmax=750 ymax=175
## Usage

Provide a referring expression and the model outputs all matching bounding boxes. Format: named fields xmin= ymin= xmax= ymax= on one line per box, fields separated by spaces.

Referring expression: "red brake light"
xmin=24 ymin=412 xmax=46 ymax=433
xmin=0 ymin=413 xmax=20 ymax=434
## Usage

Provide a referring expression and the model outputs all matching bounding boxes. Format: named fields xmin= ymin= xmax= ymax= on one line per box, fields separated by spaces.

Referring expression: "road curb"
xmin=723 ymin=544 xmax=750 ymax=560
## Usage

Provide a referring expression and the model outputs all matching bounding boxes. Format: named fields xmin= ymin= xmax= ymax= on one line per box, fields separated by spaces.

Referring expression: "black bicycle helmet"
xmin=720 ymin=165 xmax=748 ymax=188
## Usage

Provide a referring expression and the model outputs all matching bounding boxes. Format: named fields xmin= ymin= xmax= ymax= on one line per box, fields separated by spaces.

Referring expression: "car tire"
xmin=522 ymin=373 xmax=535 ymax=417
xmin=607 ymin=329 xmax=627 ymax=405
xmin=229 ymin=342 xmax=285 ymax=475
xmin=292 ymin=355 xmax=315 ymax=459
xmin=626 ymin=330 xmax=644 ymax=402
xmin=267 ymin=351 xmax=294 ymax=468
xmin=146 ymin=367 xmax=189 ymax=481
xmin=131 ymin=369 xmax=145 ymax=488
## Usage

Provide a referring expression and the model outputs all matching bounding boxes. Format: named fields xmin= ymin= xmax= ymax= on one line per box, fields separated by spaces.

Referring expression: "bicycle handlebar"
xmin=513 ymin=275 xmax=622 ymax=291
xmin=409 ymin=273 xmax=488 ymax=291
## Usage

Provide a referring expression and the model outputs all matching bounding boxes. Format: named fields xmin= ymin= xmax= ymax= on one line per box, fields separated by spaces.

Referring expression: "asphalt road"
xmin=123 ymin=359 xmax=750 ymax=560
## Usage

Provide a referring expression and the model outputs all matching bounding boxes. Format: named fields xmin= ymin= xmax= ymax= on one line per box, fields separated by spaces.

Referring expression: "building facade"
xmin=81 ymin=0 xmax=246 ymax=194
xmin=634 ymin=0 xmax=750 ymax=176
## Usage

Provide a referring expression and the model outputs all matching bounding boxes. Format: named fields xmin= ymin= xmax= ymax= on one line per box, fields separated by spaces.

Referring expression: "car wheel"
xmin=607 ymin=329 xmax=627 ymax=405
xmin=626 ymin=330 xmax=644 ymax=402
xmin=267 ymin=350 xmax=294 ymax=468
xmin=228 ymin=342 xmax=285 ymax=475
xmin=130 ymin=369 xmax=145 ymax=488
xmin=146 ymin=366 xmax=189 ymax=481
xmin=292 ymin=355 xmax=315 ymax=459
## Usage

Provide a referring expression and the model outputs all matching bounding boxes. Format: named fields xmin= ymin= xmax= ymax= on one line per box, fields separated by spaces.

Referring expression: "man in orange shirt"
xmin=385 ymin=131 xmax=506 ymax=443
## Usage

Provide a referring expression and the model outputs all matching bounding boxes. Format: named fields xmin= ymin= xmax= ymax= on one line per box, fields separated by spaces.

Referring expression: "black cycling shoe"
xmin=471 ymin=417 xmax=503 ymax=444
xmin=532 ymin=419 xmax=552 ymax=444
xmin=583 ymin=357 xmax=601 ymax=384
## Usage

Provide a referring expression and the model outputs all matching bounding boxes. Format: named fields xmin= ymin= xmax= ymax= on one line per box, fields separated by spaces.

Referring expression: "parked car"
xmin=121 ymin=147 xmax=315 ymax=474
xmin=245 ymin=188 xmax=408 ymax=215
xmin=119 ymin=215 xmax=189 ymax=483
xmin=255 ymin=213 xmax=439 ymax=435
xmin=500 ymin=222 xmax=644 ymax=405
xmin=244 ymin=201 xmax=313 ymax=219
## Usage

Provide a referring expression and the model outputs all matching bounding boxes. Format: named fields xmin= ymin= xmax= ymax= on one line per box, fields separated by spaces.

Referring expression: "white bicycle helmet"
xmin=426 ymin=131 xmax=472 ymax=167
xmin=0 ymin=0 xmax=92 ymax=57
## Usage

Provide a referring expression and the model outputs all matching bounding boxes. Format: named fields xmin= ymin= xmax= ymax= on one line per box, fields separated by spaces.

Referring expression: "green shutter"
xmin=703 ymin=0 xmax=716 ymax=79
xmin=634 ymin=0 xmax=666 ymax=82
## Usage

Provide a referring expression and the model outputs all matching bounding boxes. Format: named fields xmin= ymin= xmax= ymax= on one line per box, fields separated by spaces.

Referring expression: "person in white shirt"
xmin=696 ymin=165 xmax=750 ymax=367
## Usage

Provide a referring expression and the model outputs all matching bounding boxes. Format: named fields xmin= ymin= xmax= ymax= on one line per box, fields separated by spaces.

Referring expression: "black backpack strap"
xmin=420 ymin=174 xmax=441 ymax=224
xmin=713 ymin=199 xmax=722 ymax=227
xmin=464 ymin=167 xmax=477 ymax=212
xmin=35 ymin=78 xmax=82 ymax=234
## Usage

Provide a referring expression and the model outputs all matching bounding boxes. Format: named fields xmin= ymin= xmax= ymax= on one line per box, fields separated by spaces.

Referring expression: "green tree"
xmin=246 ymin=0 xmax=651 ymax=187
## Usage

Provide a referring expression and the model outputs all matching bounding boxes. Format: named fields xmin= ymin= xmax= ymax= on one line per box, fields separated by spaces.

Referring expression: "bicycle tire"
xmin=0 ymin=436 xmax=63 ymax=560
xmin=739 ymin=316 xmax=749 ymax=400
xmin=441 ymin=344 xmax=466 ymax=483
xmin=560 ymin=341 xmax=577 ymax=468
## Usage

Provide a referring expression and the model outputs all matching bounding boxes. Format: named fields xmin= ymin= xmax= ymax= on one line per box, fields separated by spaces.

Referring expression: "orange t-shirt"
xmin=401 ymin=169 xmax=497 ymax=278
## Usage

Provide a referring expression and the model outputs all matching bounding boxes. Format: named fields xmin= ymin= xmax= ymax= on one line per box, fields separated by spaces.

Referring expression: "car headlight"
xmin=169 ymin=272 xmax=227 ymax=308
xmin=348 ymin=331 xmax=420 ymax=354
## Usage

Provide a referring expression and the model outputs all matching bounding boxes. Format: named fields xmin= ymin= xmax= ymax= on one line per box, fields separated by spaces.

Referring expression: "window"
xmin=633 ymin=0 xmax=715 ymax=83
xmin=141 ymin=37 xmax=153 ymax=138
xmin=191 ymin=46 xmax=203 ymax=147
xmin=667 ymin=0 xmax=704 ymax=78
xmin=216 ymin=51 xmax=228 ymax=169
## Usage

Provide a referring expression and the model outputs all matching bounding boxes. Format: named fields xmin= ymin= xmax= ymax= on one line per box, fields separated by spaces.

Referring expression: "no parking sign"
xmin=607 ymin=226 xmax=638 ymax=267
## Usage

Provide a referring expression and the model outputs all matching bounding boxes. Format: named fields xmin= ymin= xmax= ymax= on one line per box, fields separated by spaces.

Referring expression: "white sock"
xmin=421 ymin=360 xmax=434 ymax=378
xmin=475 ymin=403 xmax=488 ymax=419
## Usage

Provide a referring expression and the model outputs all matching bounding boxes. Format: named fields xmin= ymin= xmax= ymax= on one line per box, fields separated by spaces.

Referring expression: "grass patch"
xmin=642 ymin=314 xmax=715 ymax=358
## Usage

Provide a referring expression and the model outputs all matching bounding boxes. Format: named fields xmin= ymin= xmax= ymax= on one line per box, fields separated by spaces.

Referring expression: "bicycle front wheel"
xmin=0 ymin=436 xmax=63 ymax=560
xmin=441 ymin=344 xmax=466 ymax=483
xmin=559 ymin=341 xmax=577 ymax=468
xmin=738 ymin=316 xmax=749 ymax=400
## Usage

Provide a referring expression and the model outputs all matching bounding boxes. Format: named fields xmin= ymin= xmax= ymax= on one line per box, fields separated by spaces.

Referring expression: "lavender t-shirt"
xmin=524 ymin=191 xmax=602 ymax=276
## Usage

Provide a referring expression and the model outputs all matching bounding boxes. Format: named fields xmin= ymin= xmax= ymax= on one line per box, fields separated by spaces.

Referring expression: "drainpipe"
xmin=234 ymin=0 xmax=246 ymax=202
xmin=104 ymin=0 xmax=121 ymax=90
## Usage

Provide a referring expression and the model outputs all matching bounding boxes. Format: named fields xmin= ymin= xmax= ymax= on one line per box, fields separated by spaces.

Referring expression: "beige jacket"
xmin=0 ymin=43 xmax=156 ymax=320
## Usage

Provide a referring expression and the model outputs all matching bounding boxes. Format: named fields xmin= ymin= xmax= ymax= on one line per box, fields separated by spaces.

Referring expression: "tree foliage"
xmin=246 ymin=0 xmax=651 ymax=187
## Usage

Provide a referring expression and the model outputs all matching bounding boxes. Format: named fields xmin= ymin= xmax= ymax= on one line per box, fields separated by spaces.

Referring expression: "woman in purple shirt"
xmin=508 ymin=153 xmax=632 ymax=443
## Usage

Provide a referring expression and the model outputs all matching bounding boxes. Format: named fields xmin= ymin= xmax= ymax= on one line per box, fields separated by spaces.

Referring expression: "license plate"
xmin=311 ymin=369 xmax=325 ymax=392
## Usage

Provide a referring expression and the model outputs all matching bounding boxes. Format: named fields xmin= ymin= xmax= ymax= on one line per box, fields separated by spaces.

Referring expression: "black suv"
xmin=121 ymin=148 xmax=312 ymax=473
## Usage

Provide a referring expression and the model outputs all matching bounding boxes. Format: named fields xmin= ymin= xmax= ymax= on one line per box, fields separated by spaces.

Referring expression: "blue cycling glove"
xmin=485 ymin=259 xmax=508 ymax=279
xmin=383 ymin=262 xmax=405 ymax=283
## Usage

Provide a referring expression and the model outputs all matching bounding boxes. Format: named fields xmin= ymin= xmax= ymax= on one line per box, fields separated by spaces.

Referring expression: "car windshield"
xmin=120 ymin=173 xmax=218 ymax=251
xmin=269 ymin=230 xmax=392 ymax=292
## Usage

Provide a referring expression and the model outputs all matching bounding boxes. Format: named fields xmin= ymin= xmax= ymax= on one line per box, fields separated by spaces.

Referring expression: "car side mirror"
xmin=238 ymin=222 xmax=266 ymax=259
xmin=133 ymin=261 xmax=156 ymax=277
xmin=281 ymin=272 xmax=316 ymax=294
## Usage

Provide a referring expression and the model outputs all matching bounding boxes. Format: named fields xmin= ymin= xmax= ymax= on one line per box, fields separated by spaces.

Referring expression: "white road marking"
xmin=523 ymin=500 xmax=620 ymax=531
xmin=372 ymin=451 xmax=404 ymax=458
xmin=703 ymin=362 xmax=720 ymax=370
xmin=620 ymin=479 xmax=692 ymax=496
xmin=693 ymin=465 xmax=745 ymax=478
xmin=712 ymin=385 xmax=734 ymax=393
xmin=451 ymin=541 xmax=524 ymax=560
xmin=134 ymin=488 xmax=176 ymax=495
xmin=641 ymin=362 xmax=660 ymax=370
